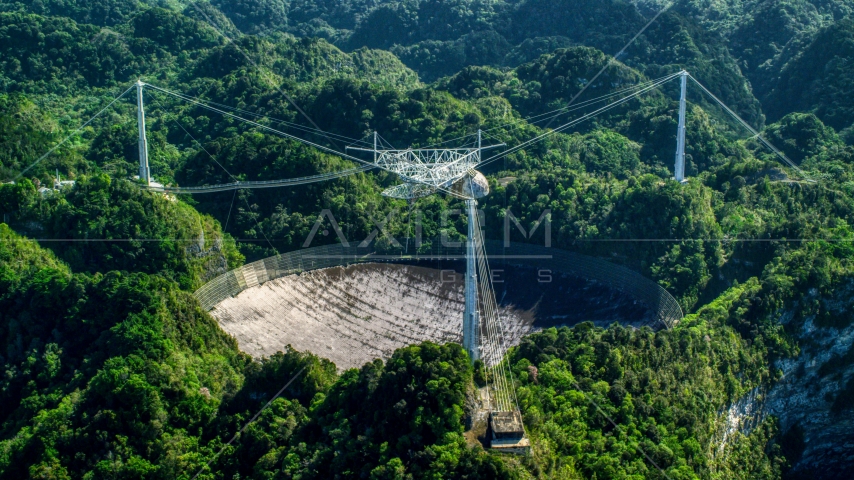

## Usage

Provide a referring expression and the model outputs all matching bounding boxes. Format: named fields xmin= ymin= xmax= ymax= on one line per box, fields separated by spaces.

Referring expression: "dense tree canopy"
xmin=1 ymin=1 xmax=854 ymax=478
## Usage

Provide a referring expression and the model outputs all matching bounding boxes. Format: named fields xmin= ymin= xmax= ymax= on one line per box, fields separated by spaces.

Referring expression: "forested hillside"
xmin=1 ymin=0 xmax=853 ymax=479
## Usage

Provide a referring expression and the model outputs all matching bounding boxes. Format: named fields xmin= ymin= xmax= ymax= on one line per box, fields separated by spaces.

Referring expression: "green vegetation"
xmin=1 ymin=1 xmax=854 ymax=478
xmin=765 ymin=18 xmax=854 ymax=135
xmin=0 ymin=226 xmax=507 ymax=478
xmin=435 ymin=47 xmax=646 ymax=118
xmin=0 ymin=0 xmax=140 ymax=26
xmin=1 ymin=175 xmax=243 ymax=289
xmin=285 ymin=343 xmax=513 ymax=479
xmin=0 ymin=225 xmax=247 ymax=477
xmin=492 ymin=206 xmax=854 ymax=477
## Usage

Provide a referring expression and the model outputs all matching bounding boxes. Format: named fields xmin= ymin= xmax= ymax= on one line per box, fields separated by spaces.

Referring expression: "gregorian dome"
xmin=450 ymin=170 xmax=489 ymax=199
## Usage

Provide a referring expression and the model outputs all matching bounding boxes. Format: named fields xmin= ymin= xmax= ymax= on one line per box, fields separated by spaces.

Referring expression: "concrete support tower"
xmin=463 ymin=196 xmax=481 ymax=363
xmin=137 ymin=80 xmax=150 ymax=185
xmin=674 ymin=71 xmax=688 ymax=183
xmin=461 ymin=129 xmax=486 ymax=362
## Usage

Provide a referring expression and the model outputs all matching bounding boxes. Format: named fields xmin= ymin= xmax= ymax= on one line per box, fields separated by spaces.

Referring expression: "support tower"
xmin=463 ymin=197 xmax=481 ymax=362
xmin=674 ymin=70 xmax=688 ymax=183
xmin=137 ymin=80 xmax=150 ymax=185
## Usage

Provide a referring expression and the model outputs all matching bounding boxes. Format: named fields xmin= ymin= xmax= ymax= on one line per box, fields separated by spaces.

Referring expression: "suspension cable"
xmin=146 ymin=86 xmax=374 ymax=193
xmin=144 ymin=82 xmax=461 ymax=197
xmin=149 ymin=167 xmax=374 ymax=194
xmin=148 ymin=87 xmax=371 ymax=146
xmin=9 ymin=83 xmax=136 ymax=182
xmin=146 ymin=90 xmax=281 ymax=254
xmin=421 ymin=73 xmax=680 ymax=151
xmin=146 ymin=83 xmax=371 ymax=163
xmin=493 ymin=72 xmax=681 ymax=133
xmin=686 ymin=74 xmax=810 ymax=179
xmin=475 ymin=218 xmax=513 ymax=411
xmin=476 ymin=73 xmax=680 ymax=170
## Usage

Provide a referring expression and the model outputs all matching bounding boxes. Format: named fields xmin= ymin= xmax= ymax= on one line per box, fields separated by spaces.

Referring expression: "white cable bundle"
xmin=470 ymin=202 xmax=520 ymax=413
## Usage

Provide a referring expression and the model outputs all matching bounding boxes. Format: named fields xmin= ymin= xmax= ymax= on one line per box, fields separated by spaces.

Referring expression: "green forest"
xmin=1 ymin=0 xmax=854 ymax=479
